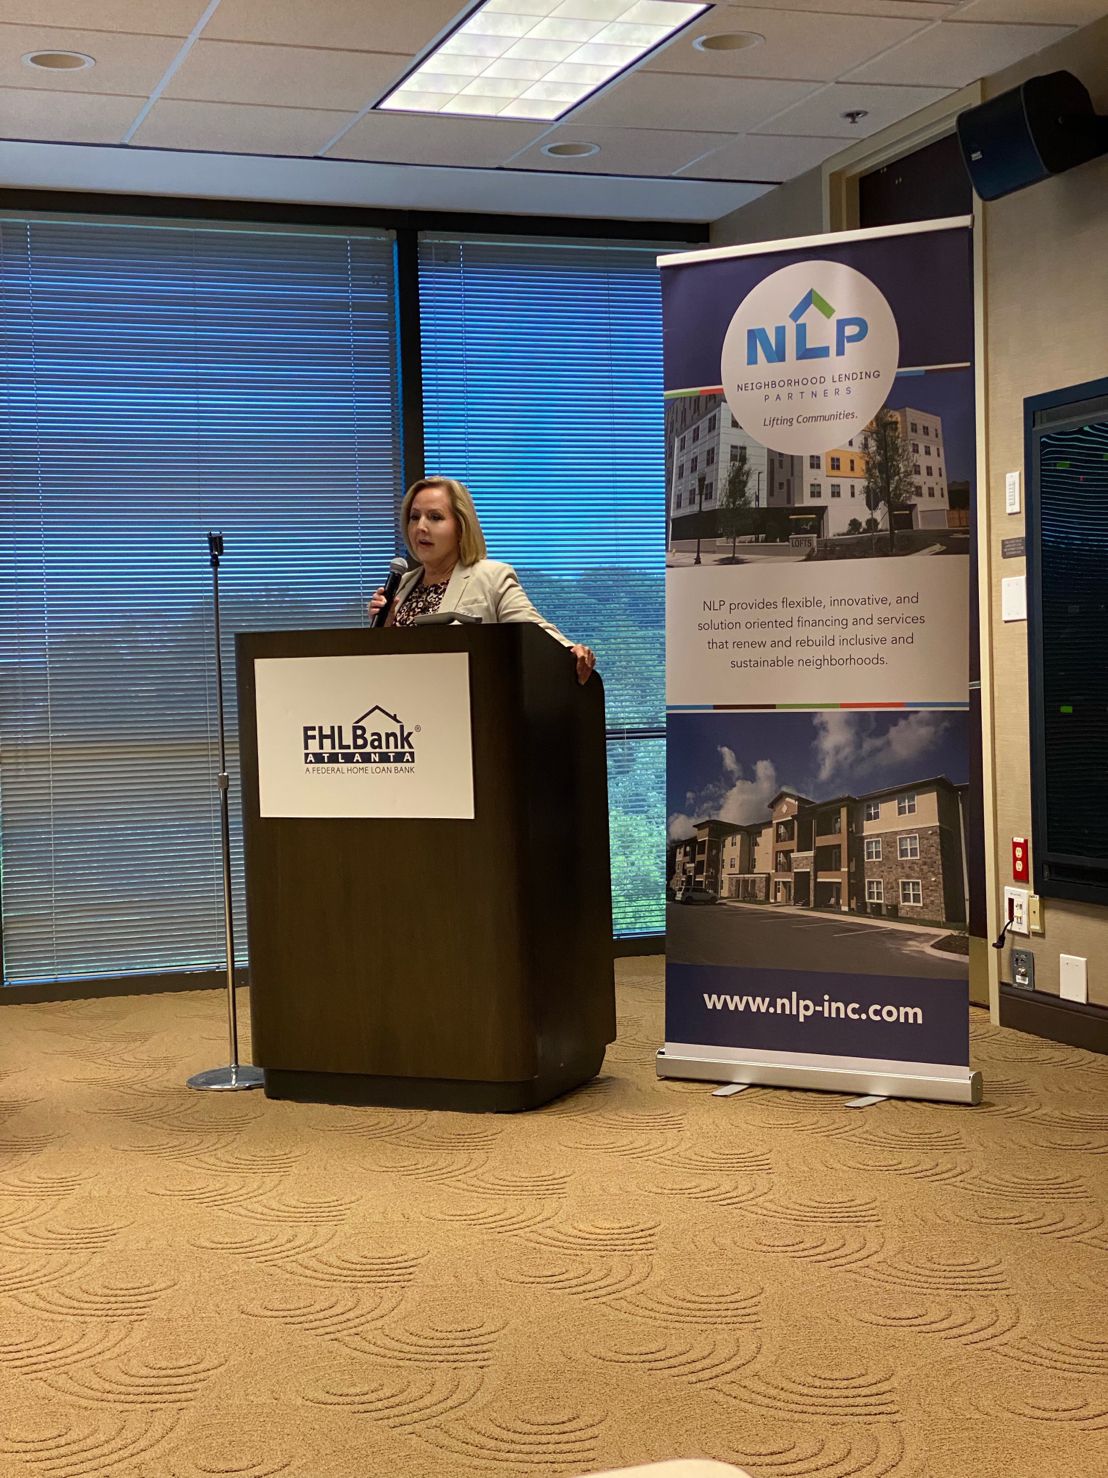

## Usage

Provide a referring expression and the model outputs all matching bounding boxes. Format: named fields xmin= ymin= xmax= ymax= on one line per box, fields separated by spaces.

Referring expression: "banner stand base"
xmin=656 ymin=1048 xmax=982 ymax=1107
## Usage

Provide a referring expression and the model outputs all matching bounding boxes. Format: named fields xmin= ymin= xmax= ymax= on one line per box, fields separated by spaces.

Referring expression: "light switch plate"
xmin=1005 ymin=470 xmax=1021 ymax=514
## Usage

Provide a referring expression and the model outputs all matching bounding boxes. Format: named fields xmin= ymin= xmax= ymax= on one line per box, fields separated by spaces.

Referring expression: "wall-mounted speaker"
xmin=956 ymin=70 xmax=1108 ymax=202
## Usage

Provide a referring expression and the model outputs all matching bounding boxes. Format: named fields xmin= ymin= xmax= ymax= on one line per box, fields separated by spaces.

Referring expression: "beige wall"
xmin=710 ymin=166 xmax=823 ymax=248
xmin=980 ymin=18 xmax=1108 ymax=1006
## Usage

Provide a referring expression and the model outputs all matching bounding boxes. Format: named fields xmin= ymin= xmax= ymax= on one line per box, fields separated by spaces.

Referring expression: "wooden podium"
xmin=235 ymin=623 xmax=615 ymax=1111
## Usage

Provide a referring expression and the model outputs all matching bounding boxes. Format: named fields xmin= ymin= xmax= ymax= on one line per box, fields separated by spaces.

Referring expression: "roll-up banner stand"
xmin=658 ymin=219 xmax=982 ymax=1106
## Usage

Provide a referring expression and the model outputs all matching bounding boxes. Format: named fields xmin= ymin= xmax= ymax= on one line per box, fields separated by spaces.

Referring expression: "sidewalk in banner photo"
xmin=666 ymin=546 xmax=808 ymax=566
xmin=665 ymin=547 xmax=951 ymax=568
xmin=664 ymin=543 xmax=951 ymax=564
xmin=715 ymin=897 xmax=966 ymax=941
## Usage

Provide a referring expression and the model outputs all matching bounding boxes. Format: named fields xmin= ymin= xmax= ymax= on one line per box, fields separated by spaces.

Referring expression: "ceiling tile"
xmin=0 ymin=2 xmax=210 ymax=33
xmin=329 ymin=112 xmax=547 ymax=167
xmin=644 ymin=5 xmax=931 ymax=82
xmin=846 ymin=19 xmax=1075 ymax=86
xmin=505 ymin=124 xmax=735 ymax=176
xmin=204 ymin=0 xmax=465 ymax=54
xmin=707 ymin=0 xmax=956 ymax=14
xmin=572 ymin=71 xmax=821 ymax=133
xmin=164 ymin=40 xmax=407 ymax=110
xmin=753 ymin=80 xmax=954 ymax=138
xmin=0 ymin=24 xmax=183 ymax=93
xmin=952 ymin=0 xmax=1108 ymax=20
xmin=0 ymin=84 xmax=143 ymax=142
xmin=677 ymin=130 xmax=845 ymax=181
xmin=132 ymin=99 xmax=357 ymax=155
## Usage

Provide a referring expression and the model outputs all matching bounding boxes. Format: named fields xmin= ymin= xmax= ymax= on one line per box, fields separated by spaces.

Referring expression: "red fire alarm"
xmin=1012 ymin=837 xmax=1029 ymax=883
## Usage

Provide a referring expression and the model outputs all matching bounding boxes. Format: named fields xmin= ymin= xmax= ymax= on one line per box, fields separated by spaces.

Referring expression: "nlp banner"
xmin=658 ymin=220 xmax=981 ymax=1106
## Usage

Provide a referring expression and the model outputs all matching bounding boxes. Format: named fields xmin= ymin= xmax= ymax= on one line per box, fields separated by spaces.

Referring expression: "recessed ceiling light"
xmin=23 ymin=50 xmax=95 ymax=70
xmin=693 ymin=32 xmax=764 ymax=52
xmin=377 ymin=0 xmax=709 ymax=123
xmin=542 ymin=140 xmax=601 ymax=158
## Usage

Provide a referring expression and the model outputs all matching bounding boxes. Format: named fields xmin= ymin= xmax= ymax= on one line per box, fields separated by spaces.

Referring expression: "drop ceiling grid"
xmin=202 ymin=0 xmax=467 ymax=54
xmin=0 ymin=2 xmax=214 ymax=36
xmin=0 ymin=0 xmax=1101 ymax=191
xmin=0 ymin=23 xmax=187 ymax=94
xmin=842 ymin=18 xmax=1078 ymax=87
xmin=640 ymin=5 xmax=937 ymax=80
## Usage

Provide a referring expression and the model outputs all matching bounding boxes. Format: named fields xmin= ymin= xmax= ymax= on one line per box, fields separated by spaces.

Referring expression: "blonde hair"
xmin=400 ymin=477 xmax=488 ymax=565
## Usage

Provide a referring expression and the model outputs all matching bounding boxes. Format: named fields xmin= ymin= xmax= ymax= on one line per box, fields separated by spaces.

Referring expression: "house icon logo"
xmin=744 ymin=286 xmax=869 ymax=366
xmin=302 ymin=702 xmax=418 ymax=767
xmin=720 ymin=259 xmax=899 ymax=455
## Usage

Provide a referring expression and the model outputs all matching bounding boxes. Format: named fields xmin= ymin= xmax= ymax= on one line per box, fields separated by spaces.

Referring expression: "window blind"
xmin=418 ymin=235 xmax=667 ymax=935
xmin=0 ymin=217 xmax=401 ymax=986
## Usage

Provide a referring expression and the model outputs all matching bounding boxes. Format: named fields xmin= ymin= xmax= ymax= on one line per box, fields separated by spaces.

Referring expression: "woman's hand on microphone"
xmin=571 ymin=644 xmax=597 ymax=684
xmin=368 ymin=587 xmax=387 ymax=620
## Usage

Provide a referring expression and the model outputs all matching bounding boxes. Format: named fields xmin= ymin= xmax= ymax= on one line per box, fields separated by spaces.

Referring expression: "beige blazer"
xmin=391 ymin=558 xmax=573 ymax=648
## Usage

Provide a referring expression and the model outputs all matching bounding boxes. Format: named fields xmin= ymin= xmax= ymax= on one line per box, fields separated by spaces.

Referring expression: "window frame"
xmin=1 ymin=202 xmax=705 ymax=988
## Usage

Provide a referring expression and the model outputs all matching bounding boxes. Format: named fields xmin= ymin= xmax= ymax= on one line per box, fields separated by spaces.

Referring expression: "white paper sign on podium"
xmin=253 ymin=651 xmax=474 ymax=819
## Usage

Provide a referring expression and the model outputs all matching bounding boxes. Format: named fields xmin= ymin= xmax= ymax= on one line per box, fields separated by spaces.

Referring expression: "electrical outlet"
xmin=1003 ymin=886 xmax=1029 ymax=936
xmin=1011 ymin=947 xmax=1035 ymax=990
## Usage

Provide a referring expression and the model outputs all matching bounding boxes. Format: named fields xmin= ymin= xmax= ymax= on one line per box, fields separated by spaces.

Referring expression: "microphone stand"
xmin=187 ymin=532 xmax=264 ymax=1093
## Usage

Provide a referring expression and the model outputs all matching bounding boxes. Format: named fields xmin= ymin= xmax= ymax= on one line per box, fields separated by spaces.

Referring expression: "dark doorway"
xmin=858 ymin=132 xmax=973 ymax=229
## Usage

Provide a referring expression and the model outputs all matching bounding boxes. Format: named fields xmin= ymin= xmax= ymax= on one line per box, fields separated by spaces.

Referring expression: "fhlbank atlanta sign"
xmin=254 ymin=652 xmax=474 ymax=819
xmin=303 ymin=705 xmax=416 ymax=767
xmin=720 ymin=259 xmax=899 ymax=454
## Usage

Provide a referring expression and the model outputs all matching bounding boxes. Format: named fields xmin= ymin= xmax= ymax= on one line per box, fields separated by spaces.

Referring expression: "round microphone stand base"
xmin=187 ymin=1064 xmax=265 ymax=1092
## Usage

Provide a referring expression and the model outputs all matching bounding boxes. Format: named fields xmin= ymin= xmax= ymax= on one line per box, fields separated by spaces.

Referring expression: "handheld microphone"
xmin=372 ymin=556 xmax=410 ymax=628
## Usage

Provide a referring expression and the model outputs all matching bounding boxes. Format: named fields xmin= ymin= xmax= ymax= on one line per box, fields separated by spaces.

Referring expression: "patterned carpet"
xmin=1 ymin=959 xmax=1107 ymax=1478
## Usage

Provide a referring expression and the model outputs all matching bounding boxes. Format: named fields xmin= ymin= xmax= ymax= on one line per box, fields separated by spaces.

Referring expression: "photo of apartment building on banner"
xmin=667 ymin=708 xmax=970 ymax=980
xmin=665 ymin=383 xmax=971 ymax=565
xmin=671 ymin=777 xmax=968 ymax=928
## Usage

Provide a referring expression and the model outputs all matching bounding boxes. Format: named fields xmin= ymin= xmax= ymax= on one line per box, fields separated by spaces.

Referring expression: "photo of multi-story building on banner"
xmin=897 ymin=406 xmax=950 ymax=526
xmin=667 ymin=392 xmax=800 ymax=525
xmin=671 ymin=776 xmax=968 ymax=927
xmin=666 ymin=394 xmax=952 ymax=545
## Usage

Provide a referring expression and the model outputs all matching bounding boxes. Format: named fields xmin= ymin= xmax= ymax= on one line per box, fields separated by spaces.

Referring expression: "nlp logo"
xmin=720 ymin=259 xmax=899 ymax=455
xmin=746 ymin=287 xmax=869 ymax=366
xmin=303 ymin=703 xmax=417 ymax=766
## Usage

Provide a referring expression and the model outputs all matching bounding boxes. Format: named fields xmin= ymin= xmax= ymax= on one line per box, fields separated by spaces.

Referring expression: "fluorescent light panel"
xmin=377 ymin=0 xmax=708 ymax=122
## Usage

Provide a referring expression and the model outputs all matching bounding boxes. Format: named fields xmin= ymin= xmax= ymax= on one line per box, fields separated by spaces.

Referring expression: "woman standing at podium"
xmin=369 ymin=476 xmax=597 ymax=684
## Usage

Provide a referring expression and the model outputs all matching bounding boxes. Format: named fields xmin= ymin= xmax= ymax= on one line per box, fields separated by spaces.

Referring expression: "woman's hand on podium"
xmin=572 ymin=644 xmax=597 ymax=684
